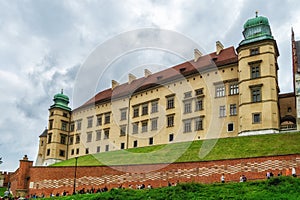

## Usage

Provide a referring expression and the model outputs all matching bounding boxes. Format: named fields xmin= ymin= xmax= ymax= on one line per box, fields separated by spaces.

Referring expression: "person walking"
xmin=221 ymin=174 xmax=225 ymax=183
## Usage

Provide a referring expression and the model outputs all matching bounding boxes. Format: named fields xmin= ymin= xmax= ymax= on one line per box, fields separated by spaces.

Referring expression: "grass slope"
xmin=52 ymin=132 xmax=300 ymax=167
xmin=43 ymin=176 xmax=300 ymax=200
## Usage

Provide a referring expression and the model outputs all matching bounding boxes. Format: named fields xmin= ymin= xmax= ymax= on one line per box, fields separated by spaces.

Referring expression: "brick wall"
xmin=9 ymin=154 xmax=300 ymax=197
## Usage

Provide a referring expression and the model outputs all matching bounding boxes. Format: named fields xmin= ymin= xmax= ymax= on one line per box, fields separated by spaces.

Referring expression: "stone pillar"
xmin=15 ymin=155 xmax=33 ymax=197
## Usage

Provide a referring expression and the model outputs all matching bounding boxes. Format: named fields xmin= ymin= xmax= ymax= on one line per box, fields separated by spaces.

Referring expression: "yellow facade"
xmin=36 ymin=14 xmax=297 ymax=166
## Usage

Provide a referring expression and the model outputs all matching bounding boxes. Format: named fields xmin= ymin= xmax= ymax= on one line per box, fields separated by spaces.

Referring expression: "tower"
xmin=42 ymin=90 xmax=71 ymax=166
xmin=237 ymin=13 xmax=280 ymax=135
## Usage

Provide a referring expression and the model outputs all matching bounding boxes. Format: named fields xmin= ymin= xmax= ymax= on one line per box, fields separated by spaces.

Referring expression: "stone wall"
xmin=9 ymin=154 xmax=300 ymax=197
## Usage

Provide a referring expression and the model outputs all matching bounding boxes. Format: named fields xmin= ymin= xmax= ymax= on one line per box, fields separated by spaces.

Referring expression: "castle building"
xmin=36 ymin=14 xmax=297 ymax=166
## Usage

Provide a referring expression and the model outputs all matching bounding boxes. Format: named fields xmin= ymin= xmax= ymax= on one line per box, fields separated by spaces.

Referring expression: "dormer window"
xmin=179 ymin=68 xmax=186 ymax=73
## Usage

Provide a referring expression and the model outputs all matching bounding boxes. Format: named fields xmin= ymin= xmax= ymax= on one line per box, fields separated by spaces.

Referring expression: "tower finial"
xmin=255 ymin=11 xmax=258 ymax=17
xmin=61 ymin=89 xmax=63 ymax=94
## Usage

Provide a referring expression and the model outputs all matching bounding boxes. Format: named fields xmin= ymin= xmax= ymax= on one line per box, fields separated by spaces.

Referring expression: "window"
xmin=96 ymin=146 xmax=101 ymax=153
xmin=250 ymin=48 xmax=259 ymax=56
xmin=47 ymin=133 xmax=52 ymax=143
xmin=71 ymin=149 xmax=74 ymax=155
xmin=149 ymin=137 xmax=153 ymax=145
xmin=195 ymin=98 xmax=203 ymax=111
xmin=133 ymin=140 xmax=138 ymax=148
xmin=219 ymin=106 xmax=226 ymax=117
xmin=253 ymin=113 xmax=261 ymax=124
xmin=142 ymin=103 xmax=148 ymax=115
xmin=183 ymin=120 xmax=192 ymax=133
xmin=60 ymin=134 xmax=67 ymax=144
xmin=86 ymin=132 xmax=92 ymax=142
xmin=96 ymin=115 xmax=102 ymax=126
xmin=132 ymin=122 xmax=139 ymax=134
xmin=230 ymin=83 xmax=239 ymax=95
xmin=41 ymin=140 xmax=44 ymax=146
xmin=166 ymin=96 xmax=175 ymax=109
xmin=195 ymin=117 xmax=203 ymax=131
xmin=184 ymin=101 xmax=192 ymax=114
xmin=49 ymin=120 xmax=53 ymax=130
xmin=184 ymin=91 xmax=192 ymax=98
xmin=133 ymin=106 xmax=139 ymax=118
xmin=120 ymin=109 xmax=127 ymax=121
xmin=96 ymin=130 xmax=101 ymax=141
xmin=169 ymin=134 xmax=174 ymax=142
xmin=230 ymin=104 xmax=237 ymax=116
xmin=120 ymin=125 xmax=126 ymax=136
xmin=288 ymin=107 xmax=292 ymax=113
xmin=151 ymin=118 xmax=158 ymax=130
xmin=46 ymin=149 xmax=50 ymax=156
xmin=70 ymin=122 xmax=75 ymax=132
xmin=251 ymin=64 xmax=260 ymax=79
xmin=61 ymin=121 xmax=68 ymax=131
xmin=104 ymin=112 xmax=110 ymax=124
xmin=76 ymin=148 xmax=79 ymax=154
xmin=195 ymin=88 xmax=203 ymax=96
xmin=76 ymin=120 xmax=82 ymax=130
xmin=87 ymin=117 xmax=93 ymax=128
xmin=151 ymin=101 xmax=158 ymax=113
xmin=167 ymin=115 xmax=174 ymax=127
xmin=104 ymin=129 xmax=110 ymax=139
xmin=120 ymin=143 xmax=125 ymax=150
xmin=59 ymin=150 xmax=65 ymax=157
xmin=142 ymin=121 xmax=148 ymax=133
xmin=228 ymin=123 xmax=234 ymax=132
xmin=252 ymin=87 xmax=261 ymax=102
xmin=75 ymin=134 xmax=80 ymax=144
xmin=216 ymin=85 xmax=225 ymax=97
xmin=105 ymin=145 xmax=109 ymax=152
xmin=85 ymin=148 xmax=89 ymax=154
xmin=63 ymin=112 xmax=68 ymax=118
xmin=69 ymin=136 xmax=74 ymax=145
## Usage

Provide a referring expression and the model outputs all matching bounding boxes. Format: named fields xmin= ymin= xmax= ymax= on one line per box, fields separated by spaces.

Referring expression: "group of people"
xmin=220 ymin=167 xmax=298 ymax=184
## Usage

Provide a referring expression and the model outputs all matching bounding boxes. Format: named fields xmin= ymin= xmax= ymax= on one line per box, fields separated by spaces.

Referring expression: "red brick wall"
xmin=10 ymin=154 xmax=300 ymax=197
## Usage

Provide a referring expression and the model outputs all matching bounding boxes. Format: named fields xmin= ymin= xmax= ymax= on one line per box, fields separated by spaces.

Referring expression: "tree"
xmin=0 ymin=157 xmax=2 ymax=165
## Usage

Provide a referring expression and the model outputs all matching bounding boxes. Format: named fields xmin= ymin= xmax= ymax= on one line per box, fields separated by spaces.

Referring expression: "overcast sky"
xmin=1 ymin=0 xmax=300 ymax=171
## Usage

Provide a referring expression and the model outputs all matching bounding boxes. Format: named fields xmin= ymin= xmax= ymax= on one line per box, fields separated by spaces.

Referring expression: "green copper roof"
xmin=239 ymin=13 xmax=273 ymax=46
xmin=50 ymin=89 xmax=71 ymax=111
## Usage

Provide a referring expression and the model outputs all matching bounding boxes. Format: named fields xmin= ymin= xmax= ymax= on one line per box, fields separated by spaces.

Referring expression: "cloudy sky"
xmin=1 ymin=0 xmax=300 ymax=171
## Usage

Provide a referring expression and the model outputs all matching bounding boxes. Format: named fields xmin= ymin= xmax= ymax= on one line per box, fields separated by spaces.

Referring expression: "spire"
xmin=50 ymin=91 xmax=71 ymax=111
xmin=239 ymin=13 xmax=273 ymax=46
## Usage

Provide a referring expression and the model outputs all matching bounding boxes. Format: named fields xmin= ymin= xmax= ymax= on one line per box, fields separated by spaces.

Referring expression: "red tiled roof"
xmin=75 ymin=46 xmax=238 ymax=110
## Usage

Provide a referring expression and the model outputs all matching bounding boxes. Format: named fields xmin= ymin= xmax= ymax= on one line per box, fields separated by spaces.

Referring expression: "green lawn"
xmin=43 ymin=176 xmax=300 ymax=200
xmin=52 ymin=132 xmax=300 ymax=167
xmin=0 ymin=187 xmax=6 ymax=197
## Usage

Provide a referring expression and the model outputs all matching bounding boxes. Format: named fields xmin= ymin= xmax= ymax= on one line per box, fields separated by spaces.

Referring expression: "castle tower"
xmin=35 ymin=128 xmax=48 ymax=166
xmin=43 ymin=90 xmax=71 ymax=166
xmin=237 ymin=13 xmax=280 ymax=135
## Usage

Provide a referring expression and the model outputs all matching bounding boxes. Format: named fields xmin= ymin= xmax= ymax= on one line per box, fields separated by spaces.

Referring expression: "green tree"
xmin=0 ymin=157 xmax=2 ymax=165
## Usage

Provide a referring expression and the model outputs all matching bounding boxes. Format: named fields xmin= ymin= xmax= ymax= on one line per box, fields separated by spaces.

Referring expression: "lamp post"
xmin=73 ymin=157 xmax=78 ymax=195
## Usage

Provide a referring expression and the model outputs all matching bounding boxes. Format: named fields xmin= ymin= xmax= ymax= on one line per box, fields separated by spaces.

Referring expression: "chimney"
xmin=144 ymin=69 xmax=152 ymax=77
xmin=216 ymin=41 xmax=224 ymax=55
xmin=111 ymin=80 xmax=119 ymax=89
xmin=128 ymin=73 xmax=136 ymax=84
xmin=194 ymin=49 xmax=202 ymax=62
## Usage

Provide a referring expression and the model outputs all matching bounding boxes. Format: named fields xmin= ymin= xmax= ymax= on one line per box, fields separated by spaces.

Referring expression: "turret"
xmin=237 ymin=12 xmax=280 ymax=135
xmin=42 ymin=90 xmax=71 ymax=166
